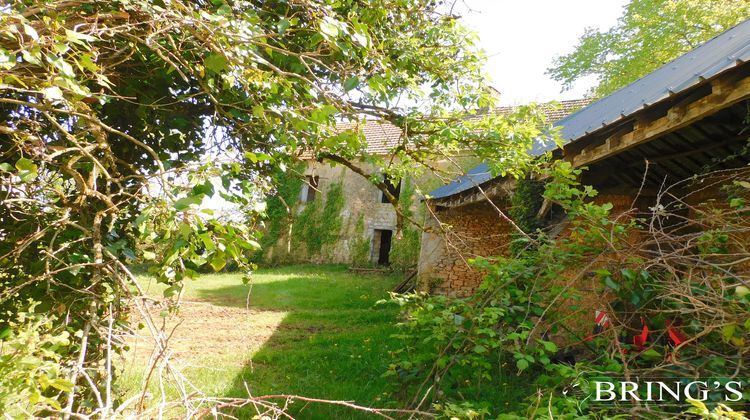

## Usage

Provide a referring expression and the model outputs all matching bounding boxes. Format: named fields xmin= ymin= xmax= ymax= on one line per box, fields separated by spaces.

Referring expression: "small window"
xmin=300 ymin=175 xmax=319 ymax=203
xmin=380 ymin=176 xmax=401 ymax=203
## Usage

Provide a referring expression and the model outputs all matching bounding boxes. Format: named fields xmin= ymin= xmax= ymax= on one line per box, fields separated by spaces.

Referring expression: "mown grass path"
xmin=121 ymin=265 xmax=402 ymax=418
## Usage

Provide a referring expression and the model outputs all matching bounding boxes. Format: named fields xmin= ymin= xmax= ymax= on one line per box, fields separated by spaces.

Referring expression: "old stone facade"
xmin=264 ymin=158 xmax=406 ymax=265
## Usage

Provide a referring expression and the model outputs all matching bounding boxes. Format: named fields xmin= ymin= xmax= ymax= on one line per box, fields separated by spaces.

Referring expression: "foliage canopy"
xmin=548 ymin=0 xmax=750 ymax=97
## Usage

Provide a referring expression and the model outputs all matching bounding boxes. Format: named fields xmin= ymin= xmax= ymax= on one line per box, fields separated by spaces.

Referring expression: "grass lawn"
xmin=120 ymin=265 xmax=403 ymax=418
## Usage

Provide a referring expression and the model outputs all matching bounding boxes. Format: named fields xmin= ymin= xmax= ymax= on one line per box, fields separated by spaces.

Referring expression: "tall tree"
xmin=548 ymin=0 xmax=750 ymax=97
xmin=0 ymin=0 xmax=549 ymax=415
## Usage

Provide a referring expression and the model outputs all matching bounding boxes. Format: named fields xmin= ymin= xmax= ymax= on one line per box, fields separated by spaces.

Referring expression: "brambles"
xmin=388 ymin=164 xmax=750 ymax=417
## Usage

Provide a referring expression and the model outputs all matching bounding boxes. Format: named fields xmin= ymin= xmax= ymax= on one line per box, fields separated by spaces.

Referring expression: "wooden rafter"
xmin=565 ymin=72 xmax=750 ymax=168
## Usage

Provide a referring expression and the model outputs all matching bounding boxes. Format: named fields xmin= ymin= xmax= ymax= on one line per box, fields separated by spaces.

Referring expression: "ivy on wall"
xmin=261 ymin=167 xmax=424 ymax=269
xmin=258 ymin=166 xmax=304 ymax=261
xmin=390 ymin=177 xmax=422 ymax=270
xmin=261 ymin=166 xmax=346 ymax=262
xmin=293 ymin=181 xmax=346 ymax=257
xmin=508 ymin=176 xmax=545 ymax=253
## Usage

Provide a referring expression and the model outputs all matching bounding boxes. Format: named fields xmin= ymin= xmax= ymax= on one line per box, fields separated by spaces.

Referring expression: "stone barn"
xmin=419 ymin=18 xmax=750 ymax=296
xmin=263 ymin=101 xmax=588 ymax=267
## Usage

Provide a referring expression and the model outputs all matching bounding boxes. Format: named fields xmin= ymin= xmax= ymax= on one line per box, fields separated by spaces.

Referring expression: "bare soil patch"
xmin=125 ymin=299 xmax=287 ymax=367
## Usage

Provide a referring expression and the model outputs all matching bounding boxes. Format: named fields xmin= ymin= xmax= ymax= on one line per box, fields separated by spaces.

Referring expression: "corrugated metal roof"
xmin=428 ymin=163 xmax=492 ymax=200
xmin=428 ymin=18 xmax=750 ymax=200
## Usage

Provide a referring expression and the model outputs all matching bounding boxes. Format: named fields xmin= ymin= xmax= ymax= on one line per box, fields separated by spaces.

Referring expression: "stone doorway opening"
xmin=372 ymin=229 xmax=393 ymax=265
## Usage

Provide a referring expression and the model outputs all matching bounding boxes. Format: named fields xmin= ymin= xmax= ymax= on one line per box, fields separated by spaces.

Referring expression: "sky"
xmin=455 ymin=0 xmax=629 ymax=105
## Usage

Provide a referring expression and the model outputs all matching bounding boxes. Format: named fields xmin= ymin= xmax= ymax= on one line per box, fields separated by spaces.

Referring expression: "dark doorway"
xmin=374 ymin=229 xmax=393 ymax=265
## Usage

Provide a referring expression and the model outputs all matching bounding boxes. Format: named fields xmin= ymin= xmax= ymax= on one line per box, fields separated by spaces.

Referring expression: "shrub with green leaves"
xmin=387 ymin=163 xmax=750 ymax=417
xmin=0 ymin=302 xmax=72 ymax=417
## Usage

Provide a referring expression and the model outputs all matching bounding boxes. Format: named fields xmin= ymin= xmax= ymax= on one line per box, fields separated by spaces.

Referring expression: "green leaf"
xmin=252 ymin=105 xmax=265 ymax=119
xmin=15 ymin=157 xmax=36 ymax=171
xmin=15 ymin=157 xmax=38 ymax=182
xmin=277 ymin=19 xmax=290 ymax=34
xmin=473 ymin=344 xmax=487 ymax=354
xmin=49 ymin=378 xmax=73 ymax=392
xmin=142 ymin=250 xmax=156 ymax=261
xmin=0 ymin=163 xmax=13 ymax=172
xmin=47 ymin=55 xmax=76 ymax=78
xmin=209 ymin=253 xmax=226 ymax=271
xmin=163 ymin=284 xmax=182 ymax=298
xmin=204 ymin=54 xmax=230 ymax=74
xmin=604 ymin=276 xmax=620 ymax=291
xmin=42 ymin=86 xmax=65 ymax=102
xmin=641 ymin=348 xmax=661 ymax=360
xmin=516 ymin=358 xmax=529 ymax=371
xmin=0 ymin=48 xmax=15 ymax=70
xmin=23 ymin=24 xmax=39 ymax=40
xmin=122 ymin=247 xmax=137 ymax=260
xmin=192 ymin=180 xmax=215 ymax=197
xmin=21 ymin=49 xmax=42 ymax=66
xmin=320 ymin=17 xmax=340 ymax=38
xmin=540 ymin=340 xmax=558 ymax=353
xmin=343 ymin=76 xmax=359 ymax=92
xmin=65 ymin=29 xmax=96 ymax=44
xmin=174 ymin=196 xmax=200 ymax=211
xmin=352 ymin=32 xmax=368 ymax=47
xmin=722 ymin=324 xmax=736 ymax=342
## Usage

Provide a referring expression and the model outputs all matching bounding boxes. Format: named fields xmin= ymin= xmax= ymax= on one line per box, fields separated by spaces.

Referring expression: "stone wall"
xmin=417 ymin=191 xmax=660 ymax=298
xmin=417 ymin=200 xmax=514 ymax=296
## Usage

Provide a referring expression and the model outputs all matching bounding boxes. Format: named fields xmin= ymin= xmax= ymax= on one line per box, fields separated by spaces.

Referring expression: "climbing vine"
xmin=508 ymin=176 xmax=546 ymax=253
xmin=350 ymin=215 xmax=372 ymax=268
xmin=293 ymin=181 xmax=346 ymax=258
xmin=390 ymin=178 xmax=422 ymax=270
xmin=258 ymin=166 xmax=304 ymax=262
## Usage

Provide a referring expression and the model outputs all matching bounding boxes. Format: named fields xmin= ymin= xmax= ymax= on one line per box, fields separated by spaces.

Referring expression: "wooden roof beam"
xmin=567 ymin=73 xmax=750 ymax=168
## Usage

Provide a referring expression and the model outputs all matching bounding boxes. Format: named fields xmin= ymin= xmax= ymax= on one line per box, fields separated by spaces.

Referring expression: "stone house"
xmin=263 ymin=101 xmax=588 ymax=267
xmin=418 ymin=18 xmax=750 ymax=296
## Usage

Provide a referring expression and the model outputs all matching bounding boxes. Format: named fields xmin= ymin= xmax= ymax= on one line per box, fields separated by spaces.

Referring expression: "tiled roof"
xmin=489 ymin=98 xmax=591 ymax=123
xmin=336 ymin=120 xmax=405 ymax=155
xmin=301 ymin=99 xmax=590 ymax=159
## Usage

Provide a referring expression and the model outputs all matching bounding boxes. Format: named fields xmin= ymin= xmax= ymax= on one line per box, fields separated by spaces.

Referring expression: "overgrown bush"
xmin=0 ymin=302 xmax=72 ymax=417
xmin=387 ymin=162 xmax=750 ymax=417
